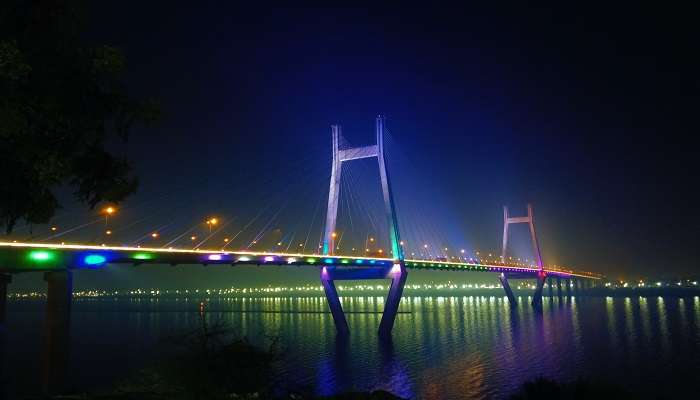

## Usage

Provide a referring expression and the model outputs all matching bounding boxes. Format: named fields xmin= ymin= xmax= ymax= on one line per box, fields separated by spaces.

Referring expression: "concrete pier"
xmin=531 ymin=272 xmax=546 ymax=307
xmin=378 ymin=265 xmax=407 ymax=337
xmin=556 ymin=277 xmax=563 ymax=298
xmin=1 ymin=273 xmax=11 ymax=394
xmin=42 ymin=270 xmax=73 ymax=395
xmin=0 ymin=274 xmax=10 ymax=334
xmin=499 ymin=273 xmax=517 ymax=306
xmin=321 ymin=268 xmax=349 ymax=335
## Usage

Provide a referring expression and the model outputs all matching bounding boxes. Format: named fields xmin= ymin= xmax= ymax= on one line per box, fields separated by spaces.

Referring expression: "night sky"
xmin=11 ymin=3 xmax=700 ymax=284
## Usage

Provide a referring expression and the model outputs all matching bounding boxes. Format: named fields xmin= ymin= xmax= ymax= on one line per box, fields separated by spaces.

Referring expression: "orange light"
xmin=191 ymin=236 xmax=197 ymax=241
xmin=105 ymin=230 xmax=112 ymax=235
xmin=51 ymin=226 xmax=57 ymax=231
xmin=331 ymin=232 xmax=337 ymax=238
xmin=104 ymin=206 xmax=115 ymax=215
xmin=151 ymin=232 xmax=159 ymax=238
xmin=224 ymin=238 xmax=229 ymax=242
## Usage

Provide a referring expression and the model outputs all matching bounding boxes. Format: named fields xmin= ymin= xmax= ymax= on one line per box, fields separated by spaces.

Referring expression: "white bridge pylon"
xmin=500 ymin=203 xmax=547 ymax=307
xmin=322 ymin=115 xmax=403 ymax=260
xmin=320 ymin=115 xmax=406 ymax=336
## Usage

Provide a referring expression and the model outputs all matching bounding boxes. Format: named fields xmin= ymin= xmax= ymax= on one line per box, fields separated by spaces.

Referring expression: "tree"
xmin=0 ymin=0 xmax=159 ymax=233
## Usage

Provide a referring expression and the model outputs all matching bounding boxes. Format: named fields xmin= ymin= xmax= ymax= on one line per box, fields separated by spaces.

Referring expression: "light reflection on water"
xmin=4 ymin=295 xmax=700 ymax=399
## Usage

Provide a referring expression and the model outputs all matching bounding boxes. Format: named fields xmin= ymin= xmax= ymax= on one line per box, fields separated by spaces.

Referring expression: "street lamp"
xmin=103 ymin=206 xmax=116 ymax=224
xmin=206 ymin=217 xmax=218 ymax=232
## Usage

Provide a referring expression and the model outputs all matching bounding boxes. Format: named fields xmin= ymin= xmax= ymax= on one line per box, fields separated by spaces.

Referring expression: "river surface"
xmin=3 ymin=295 xmax=700 ymax=399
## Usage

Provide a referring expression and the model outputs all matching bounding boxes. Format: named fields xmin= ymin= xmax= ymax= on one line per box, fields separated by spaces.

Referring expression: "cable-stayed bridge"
xmin=1 ymin=115 xmax=601 ymax=335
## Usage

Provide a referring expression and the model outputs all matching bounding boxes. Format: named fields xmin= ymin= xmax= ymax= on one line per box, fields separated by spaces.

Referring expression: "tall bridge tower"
xmin=321 ymin=115 xmax=406 ymax=336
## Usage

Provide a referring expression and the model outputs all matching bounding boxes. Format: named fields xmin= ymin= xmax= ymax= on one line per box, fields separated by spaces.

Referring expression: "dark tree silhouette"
xmin=0 ymin=0 xmax=159 ymax=233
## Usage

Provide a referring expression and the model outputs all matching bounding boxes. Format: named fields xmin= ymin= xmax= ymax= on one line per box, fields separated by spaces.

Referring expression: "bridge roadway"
xmin=0 ymin=241 xmax=598 ymax=279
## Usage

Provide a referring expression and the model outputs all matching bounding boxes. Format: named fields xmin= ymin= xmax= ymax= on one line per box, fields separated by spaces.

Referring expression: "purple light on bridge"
xmin=264 ymin=256 xmax=275 ymax=262
xmin=390 ymin=263 xmax=402 ymax=274
xmin=207 ymin=254 xmax=222 ymax=261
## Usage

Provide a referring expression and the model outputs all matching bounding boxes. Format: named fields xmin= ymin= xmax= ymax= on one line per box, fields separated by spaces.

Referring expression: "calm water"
xmin=3 ymin=295 xmax=700 ymax=399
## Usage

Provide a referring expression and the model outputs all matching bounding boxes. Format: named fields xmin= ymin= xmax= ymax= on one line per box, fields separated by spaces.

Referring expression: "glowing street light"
xmin=51 ymin=226 xmax=58 ymax=232
xmin=206 ymin=217 xmax=219 ymax=232
xmin=191 ymin=236 xmax=197 ymax=241
xmin=105 ymin=230 xmax=112 ymax=235
xmin=151 ymin=232 xmax=159 ymax=238
xmin=103 ymin=206 xmax=116 ymax=224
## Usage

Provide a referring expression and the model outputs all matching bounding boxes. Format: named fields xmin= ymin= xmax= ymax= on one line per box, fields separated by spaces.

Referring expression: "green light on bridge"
xmin=28 ymin=250 xmax=54 ymax=262
xmin=133 ymin=253 xmax=154 ymax=260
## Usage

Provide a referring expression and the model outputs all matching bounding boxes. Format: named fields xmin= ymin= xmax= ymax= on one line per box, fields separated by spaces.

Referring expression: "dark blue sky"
xmin=65 ymin=3 xmax=700 ymax=279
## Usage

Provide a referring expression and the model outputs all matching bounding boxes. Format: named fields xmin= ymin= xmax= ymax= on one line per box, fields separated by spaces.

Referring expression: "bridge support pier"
xmin=321 ymin=269 xmax=349 ymax=335
xmin=556 ymin=277 xmax=563 ymax=298
xmin=547 ymin=277 xmax=554 ymax=298
xmin=1 ymin=273 xmax=11 ymax=392
xmin=499 ymin=273 xmax=517 ymax=306
xmin=531 ymin=272 xmax=546 ymax=307
xmin=0 ymin=274 xmax=10 ymax=334
xmin=566 ymin=278 xmax=572 ymax=296
xmin=378 ymin=264 xmax=407 ymax=336
xmin=321 ymin=265 xmax=407 ymax=337
xmin=42 ymin=270 xmax=72 ymax=396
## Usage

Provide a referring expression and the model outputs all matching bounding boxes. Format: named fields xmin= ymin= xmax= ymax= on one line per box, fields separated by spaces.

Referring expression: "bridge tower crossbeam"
xmin=321 ymin=116 xmax=406 ymax=336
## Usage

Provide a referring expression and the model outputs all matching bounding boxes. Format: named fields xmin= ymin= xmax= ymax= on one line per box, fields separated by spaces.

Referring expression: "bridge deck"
xmin=0 ymin=242 xmax=600 ymax=279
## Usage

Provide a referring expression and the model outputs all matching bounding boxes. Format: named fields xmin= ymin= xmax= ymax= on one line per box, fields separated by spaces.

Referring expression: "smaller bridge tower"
xmin=500 ymin=204 xmax=547 ymax=306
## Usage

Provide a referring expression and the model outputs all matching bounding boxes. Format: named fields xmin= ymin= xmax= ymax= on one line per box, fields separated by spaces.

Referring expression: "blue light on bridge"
xmin=83 ymin=254 xmax=107 ymax=266
xmin=355 ymin=259 xmax=364 ymax=264
xmin=324 ymin=258 xmax=335 ymax=264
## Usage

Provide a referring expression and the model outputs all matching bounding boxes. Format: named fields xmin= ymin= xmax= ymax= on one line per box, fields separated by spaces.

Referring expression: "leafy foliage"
xmin=0 ymin=0 xmax=159 ymax=233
